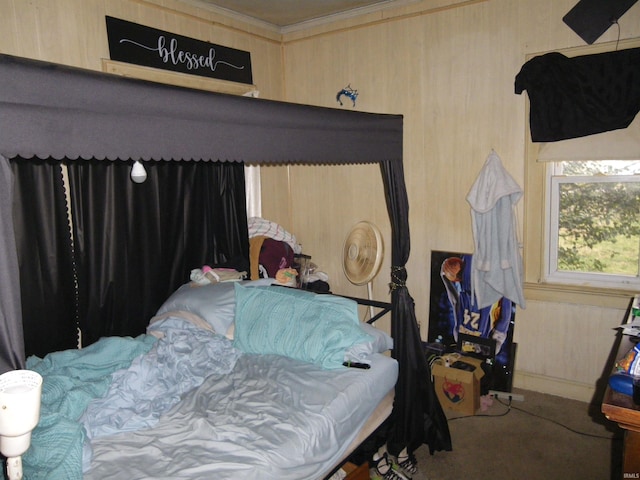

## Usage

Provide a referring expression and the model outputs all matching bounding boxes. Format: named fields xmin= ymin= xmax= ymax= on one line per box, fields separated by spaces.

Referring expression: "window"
xmin=522 ymin=39 xmax=640 ymax=303
xmin=545 ymin=160 xmax=640 ymax=288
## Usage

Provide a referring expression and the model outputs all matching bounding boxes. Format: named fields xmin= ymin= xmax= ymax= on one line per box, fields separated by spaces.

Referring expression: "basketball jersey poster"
xmin=428 ymin=250 xmax=517 ymax=392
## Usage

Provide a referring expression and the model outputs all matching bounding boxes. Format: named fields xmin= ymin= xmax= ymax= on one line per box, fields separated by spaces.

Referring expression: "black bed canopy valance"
xmin=0 ymin=52 xmax=450 ymax=459
xmin=0 ymin=53 xmax=402 ymax=165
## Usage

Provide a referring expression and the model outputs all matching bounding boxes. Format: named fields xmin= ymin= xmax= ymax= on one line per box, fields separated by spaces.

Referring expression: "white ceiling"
xmin=189 ymin=0 xmax=396 ymax=27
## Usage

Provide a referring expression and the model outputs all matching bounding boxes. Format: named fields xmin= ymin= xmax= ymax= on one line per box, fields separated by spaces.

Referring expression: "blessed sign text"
xmin=106 ymin=16 xmax=253 ymax=84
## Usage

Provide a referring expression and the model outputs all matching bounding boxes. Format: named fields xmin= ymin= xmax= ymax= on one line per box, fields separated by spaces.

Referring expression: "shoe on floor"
xmin=389 ymin=446 xmax=418 ymax=479
xmin=369 ymin=451 xmax=410 ymax=480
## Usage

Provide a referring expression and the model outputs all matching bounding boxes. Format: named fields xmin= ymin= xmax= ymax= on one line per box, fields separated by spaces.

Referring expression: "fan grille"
xmin=343 ymin=221 xmax=383 ymax=285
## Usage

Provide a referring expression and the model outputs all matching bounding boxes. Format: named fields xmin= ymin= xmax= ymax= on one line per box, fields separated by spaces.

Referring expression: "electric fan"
xmin=342 ymin=221 xmax=384 ymax=320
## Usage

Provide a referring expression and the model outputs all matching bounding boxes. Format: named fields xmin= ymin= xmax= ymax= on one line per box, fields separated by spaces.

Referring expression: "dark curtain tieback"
xmin=389 ymin=265 xmax=407 ymax=292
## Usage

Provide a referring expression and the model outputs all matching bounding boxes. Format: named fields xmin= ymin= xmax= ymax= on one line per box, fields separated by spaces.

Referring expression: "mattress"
xmin=84 ymin=351 xmax=398 ymax=480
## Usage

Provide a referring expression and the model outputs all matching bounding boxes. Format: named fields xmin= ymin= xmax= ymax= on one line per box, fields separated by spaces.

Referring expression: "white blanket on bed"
xmin=85 ymin=353 xmax=398 ymax=480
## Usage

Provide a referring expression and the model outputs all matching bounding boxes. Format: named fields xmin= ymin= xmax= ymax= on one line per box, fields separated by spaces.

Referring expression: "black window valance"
xmin=515 ymin=47 xmax=640 ymax=142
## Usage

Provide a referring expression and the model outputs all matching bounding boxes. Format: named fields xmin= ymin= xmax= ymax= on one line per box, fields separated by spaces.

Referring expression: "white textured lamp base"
xmin=6 ymin=456 xmax=23 ymax=480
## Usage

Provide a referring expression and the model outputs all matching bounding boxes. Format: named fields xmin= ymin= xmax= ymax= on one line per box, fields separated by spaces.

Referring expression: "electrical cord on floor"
xmin=506 ymin=400 xmax=620 ymax=440
xmin=447 ymin=399 xmax=512 ymax=421
xmin=447 ymin=397 xmax=620 ymax=440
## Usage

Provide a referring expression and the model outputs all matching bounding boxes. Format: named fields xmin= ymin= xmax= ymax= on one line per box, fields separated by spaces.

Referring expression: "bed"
xmin=0 ymin=53 xmax=451 ymax=478
xmin=21 ymin=279 xmax=397 ymax=479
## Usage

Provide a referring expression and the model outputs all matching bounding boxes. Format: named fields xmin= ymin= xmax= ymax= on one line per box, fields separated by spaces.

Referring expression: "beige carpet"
xmin=412 ymin=388 xmax=623 ymax=480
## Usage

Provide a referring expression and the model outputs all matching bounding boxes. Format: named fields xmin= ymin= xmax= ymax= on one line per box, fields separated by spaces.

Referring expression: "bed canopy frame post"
xmin=0 ymin=53 xmax=451 ymax=456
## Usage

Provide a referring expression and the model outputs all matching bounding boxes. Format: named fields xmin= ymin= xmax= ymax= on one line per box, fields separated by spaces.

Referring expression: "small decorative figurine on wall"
xmin=336 ymin=84 xmax=358 ymax=107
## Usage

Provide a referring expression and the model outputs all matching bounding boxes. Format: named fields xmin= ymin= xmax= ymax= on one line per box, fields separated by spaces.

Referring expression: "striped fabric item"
xmin=247 ymin=217 xmax=302 ymax=254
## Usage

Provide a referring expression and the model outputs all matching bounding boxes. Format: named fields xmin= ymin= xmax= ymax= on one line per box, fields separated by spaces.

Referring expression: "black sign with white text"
xmin=106 ymin=16 xmax=253 ymax=84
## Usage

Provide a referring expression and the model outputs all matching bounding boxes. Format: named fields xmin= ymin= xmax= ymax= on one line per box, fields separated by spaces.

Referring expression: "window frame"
xmin=545 ymin=166 xmax=640 ymax=288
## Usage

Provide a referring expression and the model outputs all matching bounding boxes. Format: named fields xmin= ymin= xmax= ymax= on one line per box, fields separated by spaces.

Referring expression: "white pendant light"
xmin=130 ymin=160 xmax=147 ymax=183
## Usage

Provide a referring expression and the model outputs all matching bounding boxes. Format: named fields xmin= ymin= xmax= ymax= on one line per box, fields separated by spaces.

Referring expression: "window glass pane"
xmin=556 ymin=179 xmax=640 ymax=277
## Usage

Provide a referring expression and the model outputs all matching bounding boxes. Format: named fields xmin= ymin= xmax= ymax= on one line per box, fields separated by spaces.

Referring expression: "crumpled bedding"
xmin=84 ymin=352 xmax=398 ymax=480
xmin=23 ymin=316 xmax=243 ymax=480
xmin=22 ymin=305 xmax=397 ymax=480
xmin=22 ymin=334 xmax=157 ymax=480
xmin=80 ymin=317 xmax=242 ymax=470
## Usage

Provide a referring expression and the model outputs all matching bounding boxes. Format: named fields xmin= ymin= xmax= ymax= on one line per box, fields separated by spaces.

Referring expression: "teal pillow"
xmin=233 ymin=284 xmax=372 ymax=369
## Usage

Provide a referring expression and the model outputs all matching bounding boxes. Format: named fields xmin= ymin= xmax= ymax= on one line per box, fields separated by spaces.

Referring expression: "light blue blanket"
xmin=23 ymin=317 xmax=242 ymax=480
xmin=81 ymin=317 xmax=241 ymax=469
xmin=23 ymin=334 xmax=157 ymax=480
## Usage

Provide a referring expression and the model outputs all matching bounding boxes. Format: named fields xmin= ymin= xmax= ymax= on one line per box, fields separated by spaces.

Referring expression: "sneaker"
xmin=369 ymin=451 xmax=410 ymax=480
xmin=389 ymin=447 xmax=418 ymax=479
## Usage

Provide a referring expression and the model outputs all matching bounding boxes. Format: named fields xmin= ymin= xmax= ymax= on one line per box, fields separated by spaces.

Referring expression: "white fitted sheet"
xmin=85 ymin=352 xmax=397 ymax=480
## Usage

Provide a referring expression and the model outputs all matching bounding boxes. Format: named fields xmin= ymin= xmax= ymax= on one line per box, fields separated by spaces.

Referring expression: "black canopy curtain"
xmin=67 ymin=159 xmax=248 ymax=346
xmin=381 ymin=159 xmax=452 ymax=455
xmin=10 ymin=158 xmax=77 ymax=358
xmin=0 ymin=54 xmax=450 ymax=456
xmin=9 ymin=157 xmax=248 ymax=354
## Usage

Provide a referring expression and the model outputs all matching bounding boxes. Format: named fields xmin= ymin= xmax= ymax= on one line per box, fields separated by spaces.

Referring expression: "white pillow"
xmin=153 ymin=279 xmax=274 ymax=336
xmin=344 ymin=322 xmax=394 ymax=363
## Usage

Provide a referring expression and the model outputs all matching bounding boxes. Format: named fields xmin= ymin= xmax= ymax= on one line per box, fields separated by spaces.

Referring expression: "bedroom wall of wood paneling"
xmin=2 ymin=0 xmax=639 ymax=403
xmin=278 ymin=0 xmax=640 ymax=403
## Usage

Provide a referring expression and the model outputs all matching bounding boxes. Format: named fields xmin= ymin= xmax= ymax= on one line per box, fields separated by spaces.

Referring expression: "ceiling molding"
xmin=279 ymin=1 xmax=403 ymax=34
xmin=178 ymin=0 xmax=419 ymax=33
xmin=176 ymin=0 xmax=283 ymax=32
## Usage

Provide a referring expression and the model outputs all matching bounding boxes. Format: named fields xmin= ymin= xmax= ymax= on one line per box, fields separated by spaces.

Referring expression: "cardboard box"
xmin=432 ymin=356 xmax=484 ymax=415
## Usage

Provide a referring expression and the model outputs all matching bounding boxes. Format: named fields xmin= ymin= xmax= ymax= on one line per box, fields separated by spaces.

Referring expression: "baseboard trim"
xmin=513 ymin=370 xmax=596 ymax=404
